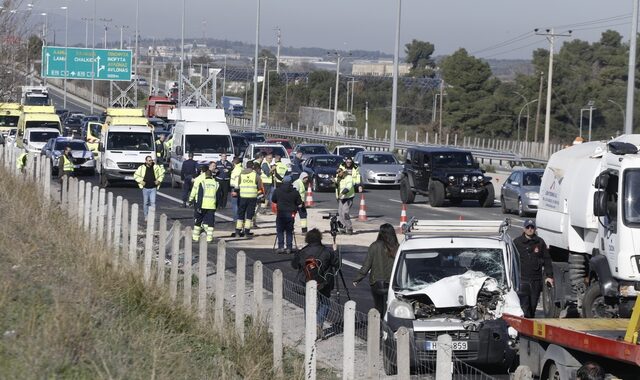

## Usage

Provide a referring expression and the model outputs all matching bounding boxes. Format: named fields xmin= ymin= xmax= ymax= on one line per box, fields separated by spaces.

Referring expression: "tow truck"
xmin=504 ymin=297 xmax=640 ymax=379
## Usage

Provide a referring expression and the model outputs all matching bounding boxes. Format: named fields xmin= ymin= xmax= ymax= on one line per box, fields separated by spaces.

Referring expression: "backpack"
xmin=303 ymin=256 xmax=326 ymax=289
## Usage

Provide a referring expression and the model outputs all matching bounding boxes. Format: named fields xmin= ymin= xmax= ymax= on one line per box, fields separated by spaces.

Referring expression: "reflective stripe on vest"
xmin=200 ymin=178 xmax=218 ymax=209
xmin=239 ymin=171 xmax=258 ymax=198
xmin=62 ymin=155 xmax=75 ymax=172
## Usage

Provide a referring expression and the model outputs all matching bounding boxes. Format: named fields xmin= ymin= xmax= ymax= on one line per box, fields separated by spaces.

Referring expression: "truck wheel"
xmin=399 ymin=177 xmax=415 ymax=204
xmin=428 ymin=181 xmax=445 ymax=207
xmin=479 ymin=183 xmax=495 ymax=207
xmin=513 ymin=365 xmax=533 ymax=380
xmin=544 ymin=363 xmax=560 ymax=380
xmin=582 ymin=282 xmax=618 ymax=318
xmin=501 ymin=196 xmax=509 ymax=214
xmin=542 ymin=282 xmax=561 ymax=318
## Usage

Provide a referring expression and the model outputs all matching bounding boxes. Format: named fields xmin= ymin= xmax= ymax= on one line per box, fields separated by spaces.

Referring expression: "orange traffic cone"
xmin=399 ymin=203 xmax=408 ymax=228
xmin=305 ymin=185 xmax=315 ymax=207
xmin=358 ymin=194 xmax=368 ymax=222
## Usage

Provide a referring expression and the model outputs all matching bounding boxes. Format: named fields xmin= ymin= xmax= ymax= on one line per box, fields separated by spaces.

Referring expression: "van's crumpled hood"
xmin=399 ymin=271 xmax=523 ymax=317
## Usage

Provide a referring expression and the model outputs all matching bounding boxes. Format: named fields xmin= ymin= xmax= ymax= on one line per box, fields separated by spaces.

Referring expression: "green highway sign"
xmin=41 ymin=46 xmax=132 ymax=81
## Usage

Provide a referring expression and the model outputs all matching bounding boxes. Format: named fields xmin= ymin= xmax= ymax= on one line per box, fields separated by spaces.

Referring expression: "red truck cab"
xmin=146 ymin=96 xmax=176 ymax=120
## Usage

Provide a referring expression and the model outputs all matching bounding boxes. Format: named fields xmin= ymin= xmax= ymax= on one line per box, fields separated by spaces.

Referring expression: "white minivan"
xmin=168 ymin=107 xmax=234 ymax=187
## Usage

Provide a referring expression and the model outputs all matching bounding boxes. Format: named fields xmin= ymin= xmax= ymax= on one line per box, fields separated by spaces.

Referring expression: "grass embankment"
xmin=0 ymin=171 xmax=327 ymax=379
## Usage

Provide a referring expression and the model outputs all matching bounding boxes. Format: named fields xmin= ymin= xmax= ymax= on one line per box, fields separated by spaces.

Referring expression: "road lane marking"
xmin=342 ymin=259 xmax=361 ymax=270
xmin=389 ymin=199 xmax=402 ymax=203
xmin=157 ymin=191 xmax=233 ymax=222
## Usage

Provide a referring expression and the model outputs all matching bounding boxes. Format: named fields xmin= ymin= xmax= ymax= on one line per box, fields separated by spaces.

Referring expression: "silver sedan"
xmin=353 ymin=151 xmax=403 ymax=187
xmin=501 ymin=168 xmax=544 ymax=216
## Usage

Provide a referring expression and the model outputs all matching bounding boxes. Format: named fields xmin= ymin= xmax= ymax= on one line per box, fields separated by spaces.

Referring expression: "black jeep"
xmin=399 ymin=147 xmax=494 ymax=207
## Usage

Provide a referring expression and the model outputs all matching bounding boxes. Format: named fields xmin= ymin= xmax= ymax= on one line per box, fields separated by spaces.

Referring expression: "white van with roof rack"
xmin=381 ymin=218 xmax=523 ymax=375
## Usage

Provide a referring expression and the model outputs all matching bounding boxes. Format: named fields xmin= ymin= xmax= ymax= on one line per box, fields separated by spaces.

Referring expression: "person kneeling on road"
xmin=291 ymin=229 xmax=339 ymax=339
xmin=189 ymin=169 xmax=219 ymax=243
xmin=234 ymin=161 xmax=263 ymax=238
xmin=272 ymin=175 xmax=303 ymax=254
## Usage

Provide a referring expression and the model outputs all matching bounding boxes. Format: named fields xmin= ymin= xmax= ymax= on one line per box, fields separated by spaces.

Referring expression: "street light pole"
xmin=62 ymin=5 xmax=68 ymax=109
xmin=179 ymin=0 xmax=185 ymax=115
xmin=41 ymin=13 xmax=47 ymax=86
xmin=251 ymin=0 xmax=261 ymax=132
xmin=607 ymin=99 xmax=626 ymax=129
xmin=390 ymin=0 xmax=401 ymax=151
xmin=134 ymin=0 xmax=139 ymax=106
xmin=625 ymin=0 xmax=639 ymax=134
xmin=81 ymin=18 xmax=92 ymax=48
xmin=517 ymin=100 xmax=538 ymax=142
xmin=90 ymin=0 xmax=96 ymax=114
xmin=332 ymin=53 xmax=342 ymax=135
xmin=587 ymin=101 xmax=595 ymax=141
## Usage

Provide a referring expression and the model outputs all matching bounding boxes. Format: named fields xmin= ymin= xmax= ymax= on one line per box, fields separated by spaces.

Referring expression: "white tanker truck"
xmin=536 ymin=135 xmax=640 ymax=318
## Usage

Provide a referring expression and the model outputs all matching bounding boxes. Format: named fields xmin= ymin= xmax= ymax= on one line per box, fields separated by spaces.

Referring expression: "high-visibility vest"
xmin=62 ymin=155 xmax=75 ymax=172
xmin=274 ymin=162 xmax=288 ymax=183
xmin=339 ymin=163 xmax=361 ymax=185
xmin=200 ymin=177 xmax=219 ymax=209
xmin=133 ymin=164 xmax=165 ymax=189
xmin=336 ymin=174 xmax=355 ymax=200
xmin=16 ymin=152 xmax=27 ymax=169
xmin=165 ymin=137 xmax=173 ymax=150
xmin=260 ymin=162 xmax=272 ymax=184
xmin=189 ymin=172 xmax=207 ymax=201
xmin=293 ymin=178 xmax=306 ymax=200
xmin=230 ymin=164 xmax=243 ymax=189
xmin=239 ymin=171 xmax=258 ymax=198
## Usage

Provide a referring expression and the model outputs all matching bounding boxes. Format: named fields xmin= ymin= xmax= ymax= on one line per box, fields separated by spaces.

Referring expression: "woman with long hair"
xmin=352 ymin=223 xmax=399 ymax=316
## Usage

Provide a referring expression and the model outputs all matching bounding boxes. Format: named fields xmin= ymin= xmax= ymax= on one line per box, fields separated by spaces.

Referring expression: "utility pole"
xmin=389 ymin=0 xmax=401 ymax=151
xmin=275 ymin=26 xmax=281 ymax=74
xmin=535 ymin=28 xmax=571 ymax=156
xmin=258 ymin=57 xmax=267 ymax=127
xmin=625 ymin=0 xmax=639 ymax=134
xmin=251 ymin=0 xmax=261 ymax=132
xmin=81 ymin=18 xmax=92 ymax=48
xmin=90 ymin=0 xmax=96 ymax=113
xmin=116 ymin=25 xmax=129 ymax=50
xmin=534 ymin=71 xmax=544 ymax=142
xmin=438 ymin=80 xmax=444 ymax=144
xmin=365 ymin=101 xmax=369 ymax=139
xmin=332 ymin=53 xmax=341 ymax=135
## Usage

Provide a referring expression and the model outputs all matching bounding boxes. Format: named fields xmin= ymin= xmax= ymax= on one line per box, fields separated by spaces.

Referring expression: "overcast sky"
xmin=32 ymin=0 xmax=634 ymax=59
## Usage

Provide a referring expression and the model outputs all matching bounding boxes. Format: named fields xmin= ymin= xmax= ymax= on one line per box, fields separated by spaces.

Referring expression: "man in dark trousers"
xmin=272 ymin=175 xmax=303 ymax=254
xmin=216 ymin=153 xmax=233 ymax=209
xmin=58 ymin=145 xmax=75 ymax=183
xmin=514 ymin=219 xmax=554 ymax=318
xmin=181 ymin=151 xmax=198 ymax=207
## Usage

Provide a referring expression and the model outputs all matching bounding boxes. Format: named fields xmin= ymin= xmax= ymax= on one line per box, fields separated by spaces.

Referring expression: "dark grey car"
xmin=500 ymin=168 xmax=544 ymax=216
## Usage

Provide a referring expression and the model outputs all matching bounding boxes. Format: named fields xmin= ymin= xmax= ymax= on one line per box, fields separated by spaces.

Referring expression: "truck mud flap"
xmin=589 ymin=255 xmax=619 ymax=298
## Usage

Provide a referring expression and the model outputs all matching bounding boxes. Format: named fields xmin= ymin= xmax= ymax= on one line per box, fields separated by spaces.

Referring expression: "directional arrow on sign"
xmin=45 ymin=52 xmax=50 ymax=74
xmin=70 ymin=71 xmax=76 ymax=76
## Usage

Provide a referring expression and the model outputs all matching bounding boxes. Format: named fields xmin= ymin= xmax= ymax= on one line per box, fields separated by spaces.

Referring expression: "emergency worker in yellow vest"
xmin=335 ymin=167 xmax=355 ymax=235
xmin=189 ymin=169 xmax=219 ymax=242
xmin=229 ymin=157 xmax=243 ymax=227
xmin=155 ymin=135 xmax=166 ymax=164
xmin=338 ymin=156 xmax=362 ymax=193
xmin=259 ymin=152 xmax=273 ymax=212
xmin=16 ymin=151 xmax=27 ymax=173
xmin=234 ymin=161 xmax=263 ymax=238
xmin=292 ymin=172 xmax=310 ymax=233
xmin=272 ymin=153 xmax=288 ymax=188
xmin=133 ymin=156 xmax=165 ymax=220
xmin=58 ymin=146 xmax=75 ymax=183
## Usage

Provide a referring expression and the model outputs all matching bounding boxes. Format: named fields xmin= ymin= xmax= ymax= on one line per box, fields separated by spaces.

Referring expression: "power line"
xmin=568 ymin=22 xmax=630 ymax=32
xmin=482 ymin=40 xmax=546 ymax=59
xmin=553 ymin=13 xmax=631 ymax=29
xmin=471 ymin=32 xmax=534 ymax=55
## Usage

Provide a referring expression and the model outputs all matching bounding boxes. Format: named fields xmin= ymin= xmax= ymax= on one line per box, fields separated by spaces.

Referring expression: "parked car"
xmin=399 ymin=146 xmax=494 ymax=207
xmin=500 ymin=168 xmax=543 ymax=216
xmin=231 ymin=133 xmax=249 ymax=158
xmin=302 ymin=154 xmax=342 ymax=192
xmin=41 ymin=137 xmax=96 ymax=176
xmin=332 ymin=145 xmax=365 ymax=158
xmin=240 ymin=132 xmax=266 ymax=143
xmin=291 ymin=143 xmax=330 ymax=159
xmin=266 ymin=138 xmax=293 ymax=155
xmin=353 ymin=151 xmax=403 ymax=187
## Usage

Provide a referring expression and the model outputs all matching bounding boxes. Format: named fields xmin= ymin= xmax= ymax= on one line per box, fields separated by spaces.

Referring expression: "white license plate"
xmin=124 ymin=175 xmax=134 ymax=180
xmin=425 ymin=340 xmax=468 ymax=351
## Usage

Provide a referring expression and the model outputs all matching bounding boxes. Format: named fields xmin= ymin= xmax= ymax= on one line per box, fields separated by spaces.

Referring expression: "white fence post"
xmin=436 ymin=334 xmax=453 ymax=380
xmin=305 ymin=280 xmax=317 ymax=380
xmin=157 ymin=214 xmax=167 ymax=286
xmin=197 ymin=237 xmax=207 ymax=319
xmin=343 ymin=300 xmax=356 ymax=380
xmin=66 ymin=178 xmax=77 ymax=217
xmin=235 ymin=251 xmax=246 ymax=341
xmin=106 ymin=192 xmax=114 ymax=246
xmin=214 ymin=239 xmax=226 ymax=329
xmin=183 ymin=227 xmax=193 ymax=308
xmin=113 ymin=196 xmax=123 ymax=268
xmin=169 ymin=221 xmax=181 ymax=301
xmin=128 ymin=203 xmax=139 ymax=266
xmin=367 ymin=309 xmax=381 ymax=379
xmin=43 ymin=163 xmax=51 ymax=204
xmin=253 ymin=261 xmax=263 ymax=321
xmin=272 ymin=269 xmax=283 ymax=376
xmin=90 ymin=186 xmax=99 ymax=237
xmin=143 ymin=207 xmax=155 ymax=283
xmin=77 ymin=180 xmax=85 ymax=226
xmin=97 ymin=188 xmax=106 ymax=242
xmin=397 ymin=326 xmax=410 ymax=380
xmin=84 ymin=182 xmax=91 ymax=230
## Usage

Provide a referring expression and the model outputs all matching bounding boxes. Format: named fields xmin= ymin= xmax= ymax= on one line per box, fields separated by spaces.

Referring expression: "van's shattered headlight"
xmin=388 ymin=299 xmax=415 ymax=320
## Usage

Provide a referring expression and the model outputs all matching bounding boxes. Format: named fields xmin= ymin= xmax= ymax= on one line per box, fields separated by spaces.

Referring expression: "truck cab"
xmin=97 ymin=108 xmax=155 ymax=187
xmin=21 ymin=86 xmax=51 ymax=106
xmin=16 ymin=106 xmax=62 ymax=151
xmin=382 ymin=219 xmax=522 ymax=375
xmin=0 ymin=103 xmax=21 ymax=137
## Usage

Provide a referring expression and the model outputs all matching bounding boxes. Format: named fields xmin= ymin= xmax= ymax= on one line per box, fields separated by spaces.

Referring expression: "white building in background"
xmin=351 ymin=60 xmax=411 ymax=76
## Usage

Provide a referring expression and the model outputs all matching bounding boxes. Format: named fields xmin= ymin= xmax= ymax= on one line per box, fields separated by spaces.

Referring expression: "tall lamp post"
xmin=517 ymin=99 xmax=538 ymax=142
xmin=81 ymin=17 xmax=93 ymax=48
xmin=328 ymin=52 xmax=347 ymax=135
xmin=580 ymin=100 xmax=596 ymax=141
xmin=390 ymin=0 xmax=401 ymax=151
xmin=41 ymin=12 xmax=47 ymax=85
xmin=607 ymin=99 xmax=626 ymax=130
xmin=61 ymin=5 xmax=68 ymax=109
xmin=116 ymin=25 xmax=129 ymax=49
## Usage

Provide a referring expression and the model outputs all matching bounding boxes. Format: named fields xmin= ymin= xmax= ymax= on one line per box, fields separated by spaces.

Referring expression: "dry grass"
xmin=0 ymin=170 xmax=337 ymax=379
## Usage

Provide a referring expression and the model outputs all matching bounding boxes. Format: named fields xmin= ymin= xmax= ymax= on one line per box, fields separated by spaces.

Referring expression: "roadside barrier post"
xmin=90 ymin=186 xmax=99 ymax=237
xmin=157 ymin=214 xmax=167 ymax=287
xmin=435 ymin=334 xmax=453 ymax=380
xmin=343 ymin=300 xmax=356 ymax=380
xmin=397 ymin=327 xmax=410 ymax=380
xmin=83 ymin=182 xmax=91 ymax=231
xmin=61 ymin=173 xmax=68 ymax=207
xmin=143 ymin=207 xmax=155 ymax=283
xmin=183 ymin=227 xmax=193 ymax=309
xmin=169 ymin=221 xmax=181 ymax=301
xmin=367 ymin=309 xmax=381 ymax=379
xmin=304 ymin=280 xmax=317 ymax=380
xmin=106 ymin=192 xmax=114 ymax=246
xmin=253 ymin=261 xmax=263 ymax=321
xmin=113 ymin=196 xmax=123 ymax=268
xmin=65 ymin=177 xmax=75 ymax=213
xmin=214 ymin=239 xmax=226 ymax=329
xmin=272 ymin=269 xmax=283 ymax=377
xmin=97 ymin=188 xmax=106 ymax=242
xmin=128 ymin=203 xmax=138 ymax=266
xmin=197 ymin=237 xmax=207 ymax=320
xmin=235 ymin=251 xmax=246 ymax=341
xmin=77 ymin=180 xmax=85 ymax=226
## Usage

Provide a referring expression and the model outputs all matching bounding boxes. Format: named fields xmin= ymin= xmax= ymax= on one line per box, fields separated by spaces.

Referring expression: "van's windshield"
xmin=106 ymin=132 xmax=154 ymax=151
xmin=29 ymin=130 xmax=60 ymax=142
xmin=0 ymin=115 xmax=19 ymax=127
xmin=392 ymin=248 xmax=505 ymax=291
xmin=185 ymin=135 xmax=233 ymax=154
xmin=26 ymin=121 xmax=61 ymax=130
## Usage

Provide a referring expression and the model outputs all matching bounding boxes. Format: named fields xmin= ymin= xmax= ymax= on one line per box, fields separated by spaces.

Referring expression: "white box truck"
xmin=536 ymin=135 xmax=640 ymax=318
xmin=168 ymin=107 xmax=234 ymax=187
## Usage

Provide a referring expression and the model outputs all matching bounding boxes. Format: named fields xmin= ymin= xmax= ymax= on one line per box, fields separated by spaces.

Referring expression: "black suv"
xmin=399 ymin=147 xmax=494 ymax=207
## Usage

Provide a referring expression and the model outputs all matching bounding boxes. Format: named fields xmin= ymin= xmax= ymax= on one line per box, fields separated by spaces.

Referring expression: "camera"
xmin=322 ymin=212 xmax=343 ymax=237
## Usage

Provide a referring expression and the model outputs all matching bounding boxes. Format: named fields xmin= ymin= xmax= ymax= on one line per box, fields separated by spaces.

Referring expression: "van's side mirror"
xmin=98 ymin=142 xmax=104 ymax=152
xmin=593 ymin=190 xmax=607 ymax=217
xmin=176 ymin=146 xmax=183 ymax=156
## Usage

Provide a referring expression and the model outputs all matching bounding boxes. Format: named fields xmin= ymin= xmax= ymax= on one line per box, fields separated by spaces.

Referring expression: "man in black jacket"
xmin=181 ymin=152 xmax=198 ymax=207
xmin=514 ymin=219 xmax=554 ymax=317
xmin=291 ymin=228 xmax=340 ymax=339
xmin=272 ymin=175 xmax=303 ymax=254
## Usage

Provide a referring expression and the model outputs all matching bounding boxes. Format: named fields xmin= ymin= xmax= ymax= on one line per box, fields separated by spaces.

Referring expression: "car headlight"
xmin=472 ymin=176 xmax=477 ymax=182
xmin=106 ymin=159 xmax=117 ymax=168
xmin=387 ymin=299 xmax=415 ymax=319
xmin=463 ymin=175 xmax=469 ymax=182
xmin=477 ymin=175 xmax=483 ymax=181
xmin=525 ymin=191 xmax=539 ymax=199
xmin=367 ymin=170 xmax=375 ymax=177
xmin=318 ymin=173 xmax=329 ymax=179
xmin=448 ymin=175 xmax=455 ymax=181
